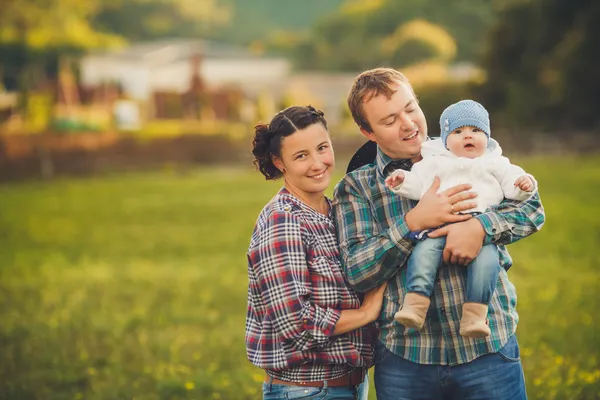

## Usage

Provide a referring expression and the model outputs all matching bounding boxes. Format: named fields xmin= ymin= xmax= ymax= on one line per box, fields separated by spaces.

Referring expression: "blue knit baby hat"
xmin=439 ymin=100 xmax=490 ymax=146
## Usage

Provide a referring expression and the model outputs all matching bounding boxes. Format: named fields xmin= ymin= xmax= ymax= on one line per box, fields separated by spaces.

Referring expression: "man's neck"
xmin=411 ymin=154 xmax=423 ymax=163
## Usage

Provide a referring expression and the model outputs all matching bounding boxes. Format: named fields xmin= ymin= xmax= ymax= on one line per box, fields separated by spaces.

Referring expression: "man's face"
xmin=359 ymin=81 xmax=428 ymax=161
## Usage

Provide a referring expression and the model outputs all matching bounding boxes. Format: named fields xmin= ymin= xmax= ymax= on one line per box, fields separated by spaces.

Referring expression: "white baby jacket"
xmin=389 ymin=138 xmax=536 ymax=213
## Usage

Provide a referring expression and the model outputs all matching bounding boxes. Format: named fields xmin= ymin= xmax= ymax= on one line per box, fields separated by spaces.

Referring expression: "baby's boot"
xmin=394 ymin=293 xmax=431 ymax=330
xmin=459 ymin=302 xmax=491 ymax=338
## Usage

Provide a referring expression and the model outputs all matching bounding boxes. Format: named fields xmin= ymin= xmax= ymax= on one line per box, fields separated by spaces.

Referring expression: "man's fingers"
xmin=449 ymin=253 xmax=460 ymax=265
xmin=450 ymin=214 xmax=473 ymax=224
xmin=448 ymin=192 xmax=477 ymax=206
xmin=442 ymin=183 xmax=473 ymax=198
xmin=442 ymin=247 xmax=451 ymax=264
xmin=427 ymin=226 xmax=449 ymax=238
xmin=427 ymin=176 xmax=441 ymax=193
xmin=457 ymin=257 xmax=471 ymax=266
xmin=452 ymin=201 xmax=478 ymax=214
xmin=427 ymin=216 xmax=471 ymax=239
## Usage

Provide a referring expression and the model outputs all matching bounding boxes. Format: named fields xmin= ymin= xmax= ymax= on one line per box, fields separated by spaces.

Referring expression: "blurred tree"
xmin=479 ymin=0 xmax=600 ymax=130
xmin=291 ymin=0 xmax=493 ymax=71
xmin=381 ymin=20 xmax=457 ymax=66
xmin=0 ymin=0 xmax=121 ymax=49
xmin=0 ymin=0 xmax=231 ymax=110
xmin=0 ymin=0 xmax=123 ymax=110
xmin=92 ymin=0 xmax=231 ymax=41
xmin=211 ymin=0 xmax=343 ymax=44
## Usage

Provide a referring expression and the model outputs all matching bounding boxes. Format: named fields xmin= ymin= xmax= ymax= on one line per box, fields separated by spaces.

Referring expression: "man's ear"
xmin=359 ymin=128 xmax=377 ymax=143
xmin=272 ymin=156 xmax=284 ymax=173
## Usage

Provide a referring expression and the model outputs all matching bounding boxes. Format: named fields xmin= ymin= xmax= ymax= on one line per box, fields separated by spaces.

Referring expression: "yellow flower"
xmin=555 ymin=356 xmax=564 ymax=366
xmin=185 ymin=382 xmax=195 ymax=390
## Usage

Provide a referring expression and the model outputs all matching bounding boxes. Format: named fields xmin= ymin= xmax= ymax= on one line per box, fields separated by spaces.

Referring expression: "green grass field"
xmin=1 ymin=156 xmax=599 ymax=400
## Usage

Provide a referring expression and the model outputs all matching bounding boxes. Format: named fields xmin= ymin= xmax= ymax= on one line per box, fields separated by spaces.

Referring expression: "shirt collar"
xmin=375 ymin=136 xmax=434 ymax=176
xmin=279 ymin=187 xmax=332 ymax=219
xmin=376 ymin=147 xmax=414 ymax=177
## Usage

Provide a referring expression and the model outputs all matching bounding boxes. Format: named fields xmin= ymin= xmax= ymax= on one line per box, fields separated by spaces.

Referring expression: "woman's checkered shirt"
xmin=245 ymin=187 xmax=375 ymax=383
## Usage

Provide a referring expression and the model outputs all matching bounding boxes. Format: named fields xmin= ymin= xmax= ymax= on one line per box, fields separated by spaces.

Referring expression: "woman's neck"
xmin=284 ymin=182 xmax=328 ymax=215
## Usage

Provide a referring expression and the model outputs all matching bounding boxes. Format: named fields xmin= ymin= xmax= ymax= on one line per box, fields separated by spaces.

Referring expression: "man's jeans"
xmin=408 ymin=238 xmax=501 ymax=304
xmin=374 ymin=335 xmax=527 ymax=400
xmin=262 ymin=374 xmax=368 ymax=399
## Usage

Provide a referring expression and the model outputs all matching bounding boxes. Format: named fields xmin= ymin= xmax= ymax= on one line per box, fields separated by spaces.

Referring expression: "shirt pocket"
xmin=284 ymin=386 xmax=326 ymax=399
xmin=308 ymin=255 xmax=342 ymax=305
xmin=308 ymin=255 xmax=338 ymax=281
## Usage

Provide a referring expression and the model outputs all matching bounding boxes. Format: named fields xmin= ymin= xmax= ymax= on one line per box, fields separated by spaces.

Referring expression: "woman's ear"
xmin=272 ymin=156 xmax=285 ymax=173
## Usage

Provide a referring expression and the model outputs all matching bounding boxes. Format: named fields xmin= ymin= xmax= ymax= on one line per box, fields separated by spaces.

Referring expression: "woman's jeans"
xmin=374 ymin=335 xmax=527 ymax=399
xmin=262 ymin=374 xmax=368 ymax=400
xmin=407 ymin=238 xmax=500 ymax=304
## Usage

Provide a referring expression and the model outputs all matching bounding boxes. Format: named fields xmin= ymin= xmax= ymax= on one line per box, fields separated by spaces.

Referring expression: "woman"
xmin=245 ymin=105 xmax=386 ymax=400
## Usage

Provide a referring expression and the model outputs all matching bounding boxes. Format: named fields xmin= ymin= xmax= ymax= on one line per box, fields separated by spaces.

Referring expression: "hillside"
xmin=214 ymin=0 xmax=344 ymax=43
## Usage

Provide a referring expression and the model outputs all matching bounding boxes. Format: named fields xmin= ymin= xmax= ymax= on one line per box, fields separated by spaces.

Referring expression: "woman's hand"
xmin=405 ymin=177 xmax=477 ymax=231
xmin=360 ymin=282 xmax=387 ymax=323
xmin=333 ymin=282 xmax=387 ymax=335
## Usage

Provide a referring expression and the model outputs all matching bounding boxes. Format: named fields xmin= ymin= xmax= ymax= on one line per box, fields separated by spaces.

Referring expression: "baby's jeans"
xmin=407 ymin=237 xmax=500 ymax=304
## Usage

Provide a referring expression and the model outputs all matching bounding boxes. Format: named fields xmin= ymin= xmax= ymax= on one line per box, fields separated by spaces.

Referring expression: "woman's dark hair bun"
xmin=307 ymin=105 xmax=325 ymax=117
xmin=252 ymin=123 xmax=280 ymax=180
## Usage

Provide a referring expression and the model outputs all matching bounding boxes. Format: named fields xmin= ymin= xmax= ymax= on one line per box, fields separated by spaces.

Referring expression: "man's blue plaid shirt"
xmin=332 ymin=145 xmax=545 ymax=365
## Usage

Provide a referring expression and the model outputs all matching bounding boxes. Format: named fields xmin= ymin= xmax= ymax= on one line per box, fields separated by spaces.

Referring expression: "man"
xmin=332 ymin=68 xmax=545 ymax=399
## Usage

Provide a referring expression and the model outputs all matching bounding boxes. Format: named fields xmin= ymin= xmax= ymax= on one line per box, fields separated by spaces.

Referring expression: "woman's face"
xmin=274 ymin=122 xmax=334 ymax=197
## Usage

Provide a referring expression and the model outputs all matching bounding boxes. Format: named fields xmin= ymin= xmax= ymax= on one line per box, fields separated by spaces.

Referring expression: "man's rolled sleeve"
xmin=475 ymin=191 xmax=545 ymax=246
xmin=388 ymin=216 xmax=415 ymax=248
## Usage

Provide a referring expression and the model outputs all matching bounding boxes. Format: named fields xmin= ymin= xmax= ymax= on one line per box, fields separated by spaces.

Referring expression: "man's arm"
xmin=476 ymin=191 xmax=545 ymax=246
xmin=333 ymin=175 xmax=477 ymax=292
xmin=333 ymin=177 xmax=414 ymax=293
xmin=429 ymin=192 xmax=545 ymax=265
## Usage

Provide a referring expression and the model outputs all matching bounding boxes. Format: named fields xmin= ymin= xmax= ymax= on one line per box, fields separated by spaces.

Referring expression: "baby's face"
xmin=446 ymin=126 xmax=488 ymax=158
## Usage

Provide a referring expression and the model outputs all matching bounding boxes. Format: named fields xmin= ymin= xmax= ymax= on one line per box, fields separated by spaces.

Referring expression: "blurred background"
xmin=0 ymin=0 xmax=599 ymax=399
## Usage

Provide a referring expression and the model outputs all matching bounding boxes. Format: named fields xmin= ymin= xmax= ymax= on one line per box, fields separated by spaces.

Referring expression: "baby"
xmin=385 ymin=99 xmax=537 ymax=338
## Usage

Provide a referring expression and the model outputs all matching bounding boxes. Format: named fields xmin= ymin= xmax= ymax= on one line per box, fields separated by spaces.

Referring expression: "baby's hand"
xmin=385 ymin=171 xmax=405 ymax=189
xmin=514 ymin=175 xmax=534 ymax=192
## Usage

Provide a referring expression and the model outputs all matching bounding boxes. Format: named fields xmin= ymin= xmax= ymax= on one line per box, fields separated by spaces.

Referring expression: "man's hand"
xmin=385 ymin=171 xmax=405 ymax=189
xmin=405 ymin=177 xmax=478 ymax=231
xmin=514 ymin=175 xmax=534 ymax=192
xmin=428 ymin=218 xmax=485 ymax=265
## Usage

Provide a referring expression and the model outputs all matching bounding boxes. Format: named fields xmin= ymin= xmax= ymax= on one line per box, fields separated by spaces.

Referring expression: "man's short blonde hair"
xmin=347 ymin=67 xmax=415 ymax=132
